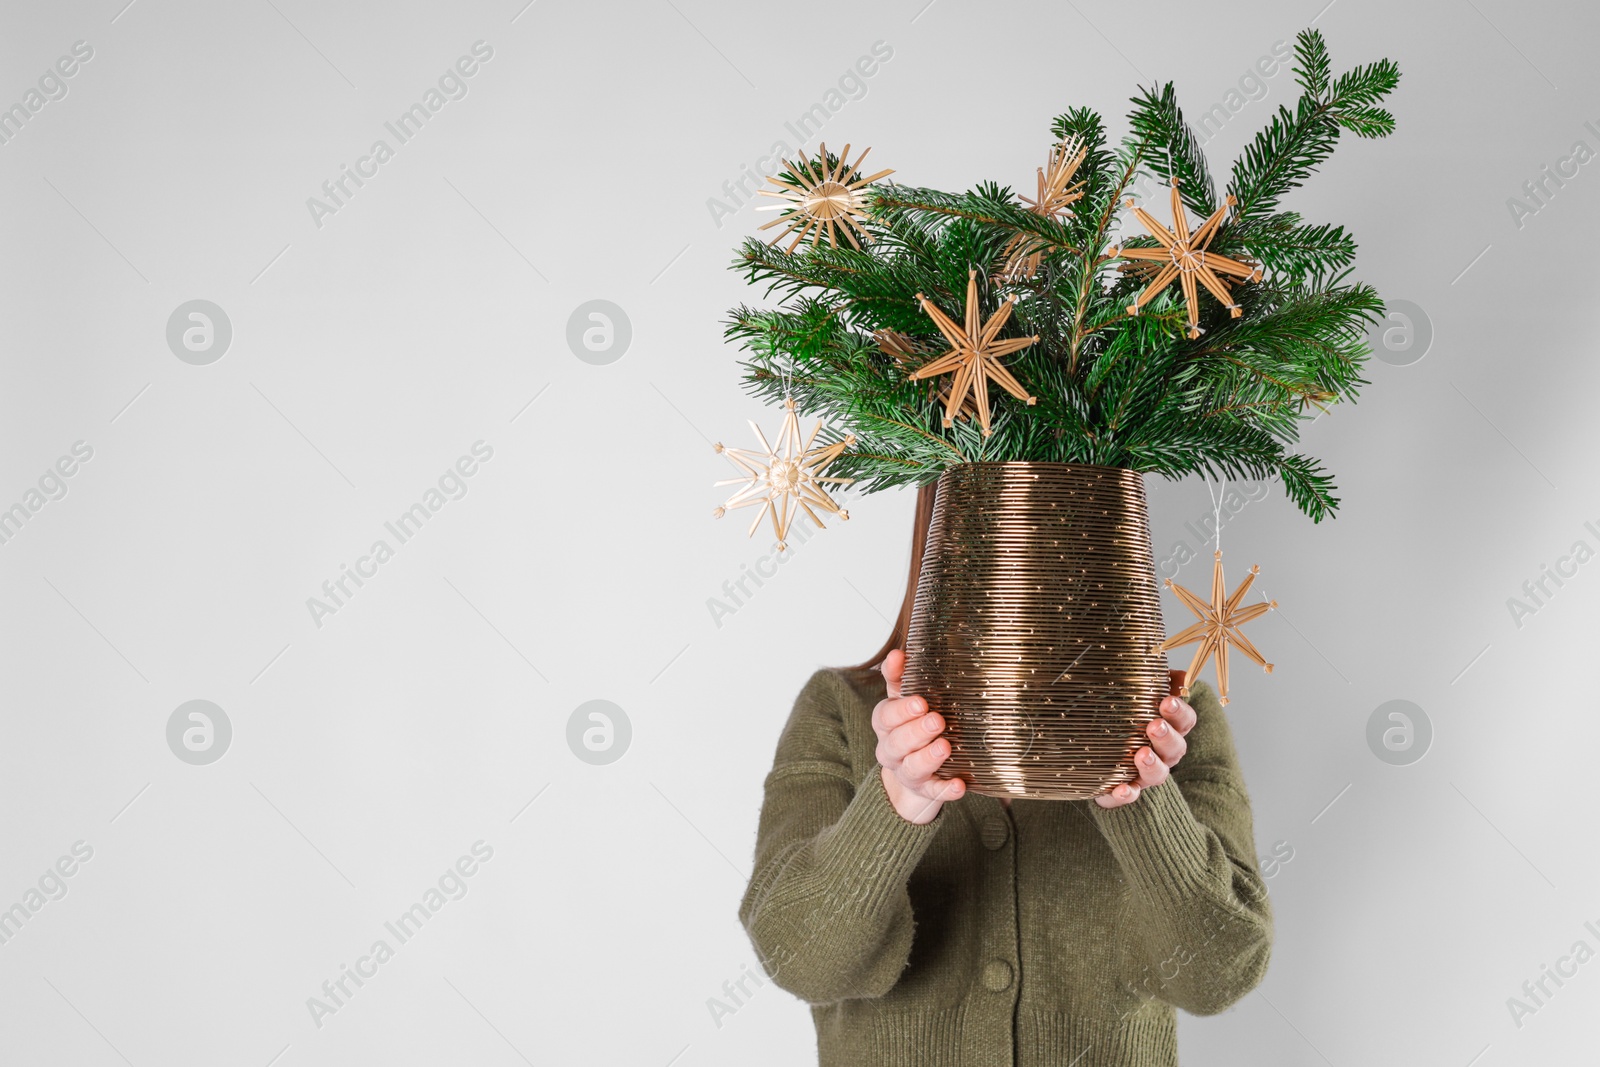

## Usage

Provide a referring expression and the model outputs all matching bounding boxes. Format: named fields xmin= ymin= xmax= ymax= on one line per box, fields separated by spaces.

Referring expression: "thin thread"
xmin=776 ymin=338 xmax=794 ymax=400
xmin=1203 ymin=473 xmax=1226 ymax=553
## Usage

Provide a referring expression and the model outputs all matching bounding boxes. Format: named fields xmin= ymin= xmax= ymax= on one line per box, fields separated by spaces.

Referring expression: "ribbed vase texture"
xmin=901 ymin=463 xmax=1170 ymax=800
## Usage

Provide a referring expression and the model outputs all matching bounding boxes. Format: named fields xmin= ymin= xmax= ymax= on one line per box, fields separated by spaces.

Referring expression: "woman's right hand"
xmin=873 ymin=649 xmax=966 ymax=824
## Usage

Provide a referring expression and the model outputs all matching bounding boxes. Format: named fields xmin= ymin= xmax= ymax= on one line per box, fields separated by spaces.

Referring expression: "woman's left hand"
xmin=1095 ymin=670 xmax=1197 ymax=809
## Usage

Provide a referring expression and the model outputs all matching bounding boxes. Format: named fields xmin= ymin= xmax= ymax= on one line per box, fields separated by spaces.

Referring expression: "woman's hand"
xmin=873 ymin=649 xmax=966 ymax=824
xmin=1095 ymin=670 xmax=1198 ymax=809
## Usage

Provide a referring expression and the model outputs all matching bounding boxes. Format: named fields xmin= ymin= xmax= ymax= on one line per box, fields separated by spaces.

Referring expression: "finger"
xmin=1160 ymin=694 xmax=1197 ymax=736
xmin=882 ymin=648 xmax=904 ymax=700
xmin=902 ymin=775 xmax=965 ymax=819
xmin=1146 ymin=715 xmax=1188 ymax=765
xmin=1133 ymin=745 xmax=1169 ymax=789
xmin=897 ymin=789 xmax=946 ymax=823
xmin=1168 ymin=669 xmax=1186 ymax=698
xmin=899 ymin=734 xmax=953 ymax=783
xmin=872 ymin=693 xmax=927 ymax=738
xmin=920 ymin=774 xmax=967 ymax=803
xmin=1095 ymin=781 xmax=1141 ymax=808
xmin=879 ymin=709 xmax=946 ymax=765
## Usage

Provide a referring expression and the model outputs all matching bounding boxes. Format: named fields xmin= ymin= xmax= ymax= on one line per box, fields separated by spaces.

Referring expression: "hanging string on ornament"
xmin=779 ymin=343 xmax=794 ymax=400
xmin=1204 ymin=471 xmax=1226 ymax=554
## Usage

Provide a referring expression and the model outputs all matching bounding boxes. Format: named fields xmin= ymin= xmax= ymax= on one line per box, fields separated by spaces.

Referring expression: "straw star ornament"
xmin=910 ymin=270 xmax=1039 ymax=436
xmin=755 ymin=143 xmax=893 ymax=253
xmin=1115 ymin=179 xmax=1262 ymax=339
xmin=712 ymin=397 xmax=855 ymax=551
xmin=1150 ymin=551 xmax=1276 ymax=706
xmin=999 ymin=137 xmax=1088 ymax=281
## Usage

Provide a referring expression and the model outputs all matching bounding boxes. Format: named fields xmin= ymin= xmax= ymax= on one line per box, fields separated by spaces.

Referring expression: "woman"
xmin=738 ymin=482 xmax=1273 ymax=1067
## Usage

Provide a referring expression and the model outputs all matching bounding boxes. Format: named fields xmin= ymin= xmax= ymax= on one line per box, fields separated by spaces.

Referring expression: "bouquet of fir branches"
xmin=725 ymin=28 xmax=1400 ymax=522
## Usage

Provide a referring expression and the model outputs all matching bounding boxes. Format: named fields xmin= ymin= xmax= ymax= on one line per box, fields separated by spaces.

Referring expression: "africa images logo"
xmin=305 ymin=442 xmax=494 ymax=628
xmin=305 ymin=841 xmax=495 ymax=1028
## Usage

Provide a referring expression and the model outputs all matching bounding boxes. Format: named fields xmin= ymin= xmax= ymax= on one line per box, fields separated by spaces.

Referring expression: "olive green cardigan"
xmin=739 ymin=666 xmax=1273 ymax=1067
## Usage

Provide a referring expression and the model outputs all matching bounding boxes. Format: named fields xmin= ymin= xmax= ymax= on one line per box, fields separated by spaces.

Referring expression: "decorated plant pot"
xmin=900 ymin=462 xmax=1170 ymax=800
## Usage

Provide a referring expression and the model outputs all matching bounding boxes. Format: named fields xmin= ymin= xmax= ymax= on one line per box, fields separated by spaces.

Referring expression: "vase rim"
xmin=937 ymin=461 xmax=1138 ymax=471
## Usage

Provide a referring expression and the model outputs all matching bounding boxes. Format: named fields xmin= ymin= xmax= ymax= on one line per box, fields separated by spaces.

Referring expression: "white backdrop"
xmin=1 ymin=0 xmax=1597 ymax=1064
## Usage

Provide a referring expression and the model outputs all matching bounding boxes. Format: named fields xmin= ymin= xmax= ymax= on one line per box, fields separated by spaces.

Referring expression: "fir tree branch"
xmin=855 ymin=411 xmax=971 ymax=463
xmin=1067 ymin=147 xmax=1143 ymax=375
xmin=1126 ymin=82 xmax=1218 ymax=215
xmin=1228 ymin=29 xmax=1398 ymax=223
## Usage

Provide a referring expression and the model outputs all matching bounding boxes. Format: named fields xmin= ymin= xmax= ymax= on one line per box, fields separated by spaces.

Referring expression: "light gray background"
xmin=0 ymin=0 xmax=1593 ymax=1064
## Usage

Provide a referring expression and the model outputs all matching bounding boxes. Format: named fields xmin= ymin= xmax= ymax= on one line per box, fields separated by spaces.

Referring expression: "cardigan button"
xmin=980 ymin=815 xmax=1010 ymax=850
xmin=981 ymin=959 xmax=1014 ymax=992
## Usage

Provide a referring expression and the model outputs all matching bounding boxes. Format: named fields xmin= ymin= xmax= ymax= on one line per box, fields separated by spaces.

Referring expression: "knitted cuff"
xmin=1086 ymin=778 xmax=1213 ymax=898
xmin=811 ymin=764 xmax=945 ymax=917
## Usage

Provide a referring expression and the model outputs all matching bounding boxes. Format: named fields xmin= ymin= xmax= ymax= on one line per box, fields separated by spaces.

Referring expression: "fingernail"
xmin=1151 ymin=719 xmax=1168 ymax=736
xmin=1142 ymin=749 xmax=1157 ymax=765
xmin=923 ymin=714 xmax=941 ymax=733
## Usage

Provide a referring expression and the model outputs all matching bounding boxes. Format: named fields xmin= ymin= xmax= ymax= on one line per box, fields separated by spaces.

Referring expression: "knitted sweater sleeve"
xmin=739 ymin=668 xmax=946 ymax=1004
xmin=1085 ymin=678 xmax=1274 ymax=1015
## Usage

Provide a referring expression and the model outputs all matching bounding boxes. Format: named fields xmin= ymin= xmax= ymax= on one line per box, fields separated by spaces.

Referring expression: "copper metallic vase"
xmin=900 ymin=463 xmax=1170 ymax=800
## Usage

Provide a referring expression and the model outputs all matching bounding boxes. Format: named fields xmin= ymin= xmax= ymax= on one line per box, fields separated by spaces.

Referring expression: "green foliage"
xmin=723 ymin=29 xmax=1399 ymax=522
